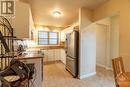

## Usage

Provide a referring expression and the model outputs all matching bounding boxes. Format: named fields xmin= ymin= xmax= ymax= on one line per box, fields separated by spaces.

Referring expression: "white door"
xmin=96 ymin=24 xmax=108 ymax=67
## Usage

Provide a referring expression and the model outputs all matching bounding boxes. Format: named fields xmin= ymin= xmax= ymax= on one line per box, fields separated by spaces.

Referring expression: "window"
xmin=38 ymin=31 xmax=58 ymax=45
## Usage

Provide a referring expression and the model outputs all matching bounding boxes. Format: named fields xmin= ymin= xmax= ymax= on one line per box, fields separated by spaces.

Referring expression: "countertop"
xmin=15 ymin=49 xmax=44 ymax=60
xmin=28 ymin=45 xmax=65 ymax=50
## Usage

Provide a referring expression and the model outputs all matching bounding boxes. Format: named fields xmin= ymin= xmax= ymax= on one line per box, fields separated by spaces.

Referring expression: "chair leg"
xmin=114 ymin=82 xmax=119 ymax=87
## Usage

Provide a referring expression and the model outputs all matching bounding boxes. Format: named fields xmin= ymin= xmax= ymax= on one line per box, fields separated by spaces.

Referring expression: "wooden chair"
xmin=112 ymin=57 xmax=130 ymax=87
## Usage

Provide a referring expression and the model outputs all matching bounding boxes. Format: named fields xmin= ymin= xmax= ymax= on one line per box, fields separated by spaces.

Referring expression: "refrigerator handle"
xmin=65 ymin=38 xmax=68 ymax=54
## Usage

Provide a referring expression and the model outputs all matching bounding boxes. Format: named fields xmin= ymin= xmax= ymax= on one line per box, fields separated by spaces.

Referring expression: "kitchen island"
xmin=15 ymin=49 xmax=44 ymax=87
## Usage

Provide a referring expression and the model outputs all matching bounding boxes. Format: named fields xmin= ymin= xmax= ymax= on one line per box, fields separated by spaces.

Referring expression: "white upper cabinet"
xmin=61 ymin=22 xmax=78 ymax=41
xmin=11 ymin=1 xmax=34 ymax=39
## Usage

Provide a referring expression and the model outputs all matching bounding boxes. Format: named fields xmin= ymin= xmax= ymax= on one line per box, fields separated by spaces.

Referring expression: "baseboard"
xmin=96 ymin=63 xmax=113 ymax=71
xmin=44 ymin=60 xmax=61 ymax=65
xmin=105 ymin=67 xmax=113 ymax=71
xmin=96 ymin=63 xmax=106 ymax=68
xmin=79 ymin=72 xmax=96 ymax=79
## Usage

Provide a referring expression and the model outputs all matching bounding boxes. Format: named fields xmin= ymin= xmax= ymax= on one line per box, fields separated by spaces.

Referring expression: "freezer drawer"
xmin=66 ymin=56 xmax=78 ymax=77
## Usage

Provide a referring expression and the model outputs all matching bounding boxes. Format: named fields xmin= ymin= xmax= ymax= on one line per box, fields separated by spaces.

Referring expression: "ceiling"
xmin=25 ymin=0 xmax=108 ymax=27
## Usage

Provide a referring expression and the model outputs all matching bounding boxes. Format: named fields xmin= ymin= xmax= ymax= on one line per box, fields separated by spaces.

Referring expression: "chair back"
xmin=112 ymin=57 xmax=125 ymax=87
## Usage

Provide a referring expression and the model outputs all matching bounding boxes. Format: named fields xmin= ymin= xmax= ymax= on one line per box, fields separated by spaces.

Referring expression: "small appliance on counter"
xmin=13 ymin=39 xmax=28 ymax=56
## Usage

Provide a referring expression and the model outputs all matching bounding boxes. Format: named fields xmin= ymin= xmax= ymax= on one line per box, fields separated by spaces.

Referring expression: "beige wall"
xmin=93 ymin=0 xmax=130 ymax=71
xmin=110 ymin=16 xmax=119 ymax=63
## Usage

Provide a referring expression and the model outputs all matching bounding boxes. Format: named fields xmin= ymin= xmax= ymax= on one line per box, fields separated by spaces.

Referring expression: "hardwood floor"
xmin=43 ymin=62 xmax=115 ymax=87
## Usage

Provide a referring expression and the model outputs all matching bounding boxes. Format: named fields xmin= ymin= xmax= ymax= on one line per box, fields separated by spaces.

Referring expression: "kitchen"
xmin=0 ymin=1 xmax=80 ymax=86
xmin=29 ymin=22 xmax=79 ymax=77
xmin=0 ymin=0 xmax=130 ymax=87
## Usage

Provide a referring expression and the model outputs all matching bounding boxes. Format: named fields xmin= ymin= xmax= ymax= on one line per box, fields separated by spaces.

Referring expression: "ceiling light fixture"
xmin=53 ymin=11 xmax=61 ymax=17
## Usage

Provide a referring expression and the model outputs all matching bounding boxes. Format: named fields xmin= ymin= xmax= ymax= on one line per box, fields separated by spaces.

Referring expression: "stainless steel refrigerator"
xmin=66 ymin=30 xmax=79 ymax=77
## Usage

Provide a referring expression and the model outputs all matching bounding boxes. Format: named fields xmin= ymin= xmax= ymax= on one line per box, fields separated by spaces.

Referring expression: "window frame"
xmin=38 ymin=31 xmax=59 ymax=45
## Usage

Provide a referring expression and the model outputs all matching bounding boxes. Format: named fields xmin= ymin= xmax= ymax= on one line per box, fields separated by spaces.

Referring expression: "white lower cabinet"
xmin=60 ymin=49 xmax=66 ymax=64
xmin=42 ymin=49 xmax=66 ymax=64
xmin=42 ymin=49 xmax=60 ymax=62
xmin=47 ymin=50 xmax=55 ymax=61
xmin=42 ymin=50 xmax=48 ymax=62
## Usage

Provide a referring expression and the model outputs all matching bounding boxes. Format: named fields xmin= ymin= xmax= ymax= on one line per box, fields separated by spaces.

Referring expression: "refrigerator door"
xmin=66 ymin=56 xmax=78 ymax=77
xmin=66 ymin=31 xmax=78 ymax=58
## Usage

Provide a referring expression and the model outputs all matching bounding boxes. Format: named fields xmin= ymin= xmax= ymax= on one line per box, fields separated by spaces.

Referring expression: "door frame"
xmin=96 ymin=23 xmax=111 ymax=70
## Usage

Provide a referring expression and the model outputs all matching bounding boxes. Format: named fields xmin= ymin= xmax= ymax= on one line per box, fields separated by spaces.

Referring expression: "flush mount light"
xmin=53 ymin=11 xmax=62 ymax=17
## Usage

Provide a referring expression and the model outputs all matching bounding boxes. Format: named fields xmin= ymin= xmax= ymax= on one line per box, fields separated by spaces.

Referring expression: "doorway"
xmin=96 ymin=24 xmax=108 ymax=68
xmin=95 ymin=16 xmax=119 ymax=70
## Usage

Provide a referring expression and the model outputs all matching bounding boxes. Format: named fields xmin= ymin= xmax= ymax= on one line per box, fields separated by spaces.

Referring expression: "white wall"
xmin=95 ymin=18 xmax=111 ymax=69
xmin=79 ymin=7 xmax=96 ymax=79
xmin=61 ymin=21 xmax=78 ymax=41
xmin=109 ymin=16 xmax=120 ymax=68
xmin=110 ymin=16 xmax=119 ymax=59
xmin=80 ymin=23 xmax=96 ymax=79
xmin=95 ymin=17 xmax=119 ymax=70
xmin=78 ymin=13 xmax=119 ymax=78
xmin=93 ymin=0 xmax=130 ymax=72
xmin=96 ymin=24 xmax=107 ymax=68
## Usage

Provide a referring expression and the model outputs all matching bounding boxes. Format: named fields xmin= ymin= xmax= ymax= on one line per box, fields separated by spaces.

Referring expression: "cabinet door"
xmin=47 ymin=49 xmax=54 ymax=61
xmin=60 ymin=49 xmax=66 ymax=64
xmin=43 ymin=49 xmax=62 ymax=62
xmin=54 ymin=49 xmax=60 ymax=60
xmin=42 ymin=50 xmax=48 ymax=62
xmin=12 ymin=2 xmax=30 ymax=38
